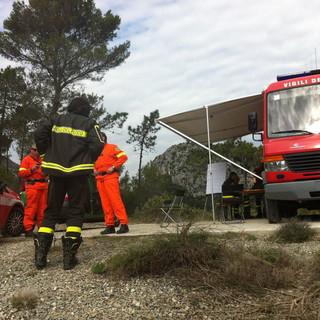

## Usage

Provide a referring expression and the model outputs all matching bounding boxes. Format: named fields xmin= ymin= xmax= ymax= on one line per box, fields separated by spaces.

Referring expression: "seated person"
xmin=222 ymin=172 xmax=250 ymax=218
xmin=222 ymin=171 xmax=240 ymax=194
xmin=252 ymin=162 xmax=264 ymax=190
xmin=251 ymin=162 xmax=265 ymax=218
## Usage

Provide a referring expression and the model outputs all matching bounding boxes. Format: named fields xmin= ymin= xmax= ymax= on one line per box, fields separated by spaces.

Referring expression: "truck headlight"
xmin=265 ymin=160 xmax=288 ymax=172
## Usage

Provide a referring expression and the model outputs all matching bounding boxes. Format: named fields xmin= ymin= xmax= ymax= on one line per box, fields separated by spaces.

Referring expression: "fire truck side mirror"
xmin=248 ymin=112 xmax=262 ymax=142
xmin=248 ymin=112 xmax=258 ymax=132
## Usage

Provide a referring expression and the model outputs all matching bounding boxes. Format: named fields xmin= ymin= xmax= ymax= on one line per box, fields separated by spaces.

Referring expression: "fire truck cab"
xmin=249 ymin=70 xmax=320 ymax=223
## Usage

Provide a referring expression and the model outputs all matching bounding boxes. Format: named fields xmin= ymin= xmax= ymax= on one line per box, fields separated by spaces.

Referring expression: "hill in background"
xmin=152 ymin=142 xmax=207 ymax=197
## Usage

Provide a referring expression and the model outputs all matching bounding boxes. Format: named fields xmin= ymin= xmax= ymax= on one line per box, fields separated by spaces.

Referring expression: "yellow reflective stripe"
xmin=116 ymin=152 xmax=126 ymax=158
xmin=94 ymin=125 xmax=104 ymax=143
xmin=42 ymin=162 xmax=94 ymax=173
xmin=66 ymin=226 xmax=82 ymax=233
xmin=52 ymin=125 xmax=87 ymax=137
xmin=222 ymin=196 xmax=234 ymax=198
xmin=19 ymin=168 xmax=28 ymax=171
xmin=38 ymin=227 xmax=54 ymax=234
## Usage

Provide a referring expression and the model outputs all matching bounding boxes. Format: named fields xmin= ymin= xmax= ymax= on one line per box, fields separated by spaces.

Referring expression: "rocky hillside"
xmin=151 ymin=139 xmax=260 ymax=197
xmin=152 ymin=142 xmax=207 ymax=196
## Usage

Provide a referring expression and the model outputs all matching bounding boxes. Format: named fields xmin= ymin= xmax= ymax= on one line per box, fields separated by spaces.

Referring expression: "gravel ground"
xmin=1 ymin=230 xmax=320 ymax=320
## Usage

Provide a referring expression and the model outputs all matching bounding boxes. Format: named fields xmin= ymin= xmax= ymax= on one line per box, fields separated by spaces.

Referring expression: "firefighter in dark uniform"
xmin=222 ymin=171 xmax=250 ymax=219
xmin=34 ymin=97 xmax=104 ymax=270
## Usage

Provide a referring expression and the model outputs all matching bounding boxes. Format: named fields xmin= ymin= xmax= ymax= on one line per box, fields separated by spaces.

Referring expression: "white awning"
xmin=157 ymin=93 xmax=263 ymax=144
xmin=157 ymin=93 xmax=264 ymax=222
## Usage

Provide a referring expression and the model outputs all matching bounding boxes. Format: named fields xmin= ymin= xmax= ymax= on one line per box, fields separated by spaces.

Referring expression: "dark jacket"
xmin=34 ymin=113 xmax=104 ymax=177
xmin=222 ymin=177 xmax=243 ymax=196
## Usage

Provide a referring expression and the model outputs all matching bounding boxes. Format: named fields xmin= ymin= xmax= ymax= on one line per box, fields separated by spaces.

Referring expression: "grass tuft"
xmin=11 ymin=289 xmax=38 ymax=310
xmin=92 ymin=262 xmax=108 ymax=274
xmin=94 ymin=224 xmax=299 ymax=294
xmin=273 ymin=218 xmax=315 ymax=243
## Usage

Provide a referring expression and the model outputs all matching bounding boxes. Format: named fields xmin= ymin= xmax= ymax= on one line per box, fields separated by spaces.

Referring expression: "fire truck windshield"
xmin=267 ymin=84 xmax=320 ymax=138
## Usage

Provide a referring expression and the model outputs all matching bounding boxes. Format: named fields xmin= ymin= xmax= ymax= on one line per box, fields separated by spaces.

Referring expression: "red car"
xmin=0 ymin=181 xmax=24 ymax=236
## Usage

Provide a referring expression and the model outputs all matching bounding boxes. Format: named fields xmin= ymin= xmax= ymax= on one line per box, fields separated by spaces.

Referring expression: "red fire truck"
xmin=249 ymin=70 xmax=320 ymax=223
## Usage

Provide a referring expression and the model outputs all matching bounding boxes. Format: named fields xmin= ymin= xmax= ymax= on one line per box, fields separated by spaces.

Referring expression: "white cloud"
xmin=2 ymin=0 xmax=320 ymax=175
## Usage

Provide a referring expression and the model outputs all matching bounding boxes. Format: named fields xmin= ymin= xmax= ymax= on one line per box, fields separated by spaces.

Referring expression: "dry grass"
xmin=90 ymin=222 xmax=320 ymax=319
xmin=272 ymin=218 xmax=316 ymax=243
xmin=11 ymin=288 xmax=39 ymax=310
xmin=96 ymin=224 xmax=299 ymax=291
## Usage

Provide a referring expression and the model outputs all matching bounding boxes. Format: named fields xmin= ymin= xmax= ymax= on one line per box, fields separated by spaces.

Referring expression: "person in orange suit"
xmin=18 ymin=144 xmax=48 ymax=237
xmin=94 ymin=134 xmax=129 ymax=234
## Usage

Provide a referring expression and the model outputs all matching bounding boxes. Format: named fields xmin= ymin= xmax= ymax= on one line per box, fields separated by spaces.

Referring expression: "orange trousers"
xmin=96 ymin=177 xmax=128 ymax=226
xmin=24 ymin=188 xmax=47 ymax=231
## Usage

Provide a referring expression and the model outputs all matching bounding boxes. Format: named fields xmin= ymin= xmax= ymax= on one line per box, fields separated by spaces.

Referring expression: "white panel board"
xmin=206 ymin=162 xmax=227 ymax=194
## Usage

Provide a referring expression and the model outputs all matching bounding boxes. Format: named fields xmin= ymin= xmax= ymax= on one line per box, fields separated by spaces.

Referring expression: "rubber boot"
xmin=100 ymin=225 xmax=115 ymax=235
xmin=34 ymin=233 xmax=53 ymax=269
xmin=116 ymin=224 xmax=129 ymax=234
xmin=62 ymin=236 xmax=82 ymax=270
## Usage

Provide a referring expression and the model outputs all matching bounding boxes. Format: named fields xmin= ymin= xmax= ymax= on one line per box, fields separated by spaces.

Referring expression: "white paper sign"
xmin=206 ymin=162 xmax=227 ymax=194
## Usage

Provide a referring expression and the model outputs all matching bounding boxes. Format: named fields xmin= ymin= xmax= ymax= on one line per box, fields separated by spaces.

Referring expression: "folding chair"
xmin=160 ymin=189 xmax=185 ymax=227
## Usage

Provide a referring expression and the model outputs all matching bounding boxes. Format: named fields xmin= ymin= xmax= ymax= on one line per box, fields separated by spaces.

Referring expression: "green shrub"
xmin=100 ymin=229 xmax=221 ymax=278
xmin=273 ymin=218 xmax=315 ymax=243
xmin=133 ymin=194 xmax=169 ymax=223
xmin=95 ymin=226 xmax=298 ymax=293
xmin=92 ymin=262 xmax=108 ymax=274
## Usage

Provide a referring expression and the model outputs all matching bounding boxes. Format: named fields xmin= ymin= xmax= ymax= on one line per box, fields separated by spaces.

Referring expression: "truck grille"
xmin=284 ymin=151 xmax=320 ymax=173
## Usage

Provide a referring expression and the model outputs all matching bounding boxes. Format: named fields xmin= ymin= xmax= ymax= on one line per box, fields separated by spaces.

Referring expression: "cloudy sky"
xmin=1 ymin=0 xmax=320 ymax=176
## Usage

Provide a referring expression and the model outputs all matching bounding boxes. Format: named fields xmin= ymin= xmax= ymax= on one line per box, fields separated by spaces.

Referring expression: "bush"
xmin=95 ymin=226 xmax=299 ymax=293
xmin=221 ymin=245 xmax=297 ymax=292
xmin=273 ymin=218 xmax=315 ymax=243
xmin=132 ymin=194 xmax=169 ymax=223
xmin=100 ymin=228 xmax=220 ymax=277
xmin=92 ymin=262 xmax=108 ymax=274
xmin=133 ymin=194 xmax=209 ymax=223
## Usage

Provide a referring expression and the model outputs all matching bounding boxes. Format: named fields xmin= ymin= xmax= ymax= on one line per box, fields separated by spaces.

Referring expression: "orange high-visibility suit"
xmin=19 ymin=154 xmax=48 ymax=232
xmin=94 ymin=143 xmax=128 ymax=226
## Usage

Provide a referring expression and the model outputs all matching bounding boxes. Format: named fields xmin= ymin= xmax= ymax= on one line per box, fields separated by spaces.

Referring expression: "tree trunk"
xmin=50 ymin=86 xmax=62 ymax=116
xmin=138 ymin=144 xmax=144 ymax=189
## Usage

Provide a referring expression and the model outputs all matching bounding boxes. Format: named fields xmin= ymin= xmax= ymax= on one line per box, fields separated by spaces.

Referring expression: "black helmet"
xmin=67 ymin=97 xmax=91 ymax=117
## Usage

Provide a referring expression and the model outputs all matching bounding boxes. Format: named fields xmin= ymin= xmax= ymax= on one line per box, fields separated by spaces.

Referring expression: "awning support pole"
xmin=205 ymin=106 xmax=215 ymax=223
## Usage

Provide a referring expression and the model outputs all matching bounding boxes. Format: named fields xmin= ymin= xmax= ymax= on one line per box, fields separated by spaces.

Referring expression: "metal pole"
xmin=205 ymin=106 xmax=215 ymax=222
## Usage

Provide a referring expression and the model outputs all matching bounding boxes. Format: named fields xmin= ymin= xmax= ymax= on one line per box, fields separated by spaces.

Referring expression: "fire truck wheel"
xmin=265 ymin=199 xmax=281 ymax=224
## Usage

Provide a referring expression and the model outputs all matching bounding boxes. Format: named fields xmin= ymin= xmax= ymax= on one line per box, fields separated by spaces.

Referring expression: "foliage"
xmin=187 ymin=138 xmax=262 ymax=172
xmin=0 ymin=67 xmax=28 ymax=158
xmin=0 ymin=165 xmax=20 ymax=192
xmin=132 ymin=192 xmax=208 ymax=223
xmin=0 ymin=0 xmax=131 ymax=116
xmin=121 ymin=162 xmax=176 ymax=216
xmin=185 ymin=138 xmax=263 ymax=190
xmin=0 ymin=1 xmax=130 ymax=163
xmin=84 ymin=94 xmax=128 ymax=133
xmin=127 ymin=110 xmax=161 ymax=188
xmin=132 ymin=194 xmax=169 ymax=223
xmin=92 ymin=262 xmax=108 ymax=274
xmin=180 ymin=204 xmax=206 ymax=221
xmin=272 ymin=218 xmax=316 ymax=243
